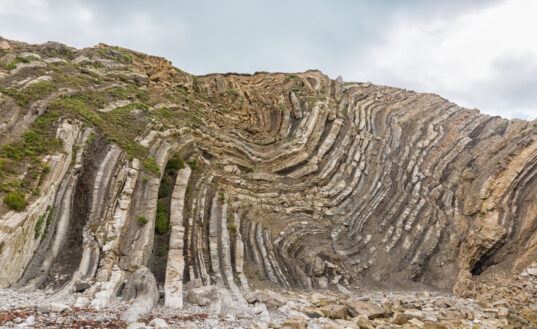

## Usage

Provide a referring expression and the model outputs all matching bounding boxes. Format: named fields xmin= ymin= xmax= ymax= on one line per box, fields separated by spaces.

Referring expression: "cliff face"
xmin=1 ymin=37 xmax=537 ymax=317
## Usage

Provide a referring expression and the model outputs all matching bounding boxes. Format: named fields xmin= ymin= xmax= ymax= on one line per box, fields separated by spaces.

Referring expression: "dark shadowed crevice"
xmin=148 ymin=157 xmax=182 ymax=285
xmin=42 ymin=136 xmax=107 ymax=290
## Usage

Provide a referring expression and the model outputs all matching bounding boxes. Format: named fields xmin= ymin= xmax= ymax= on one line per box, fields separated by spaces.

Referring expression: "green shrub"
xmin=158 ymin=177 xmax=170 ymax=198
xmin=143 ymin=157 xmax=160 ymax=176
xmin=165 ymin=157 xmax=185 ymax=174
xmin=156 ymin=200 xmax=166 ymax=213
xmin=3 ymin=191 xmax=26 ymax=210
xmin=155 ymin=211 xmax=168 ymax=234
xmin=35 ymin=214 xmax=45 ymax=238
xmin=155 ymin=200 xmax=169 ymax=234
xmin=137 ymin=216 xmax=148 ymax=226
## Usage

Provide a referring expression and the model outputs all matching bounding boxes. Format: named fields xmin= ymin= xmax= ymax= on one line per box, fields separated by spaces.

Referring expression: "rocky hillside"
xmin=1 ymin=37 xmax=537 ymax=328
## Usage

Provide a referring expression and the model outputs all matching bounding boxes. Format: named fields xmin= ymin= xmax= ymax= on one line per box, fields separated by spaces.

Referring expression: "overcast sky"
xmin=1 ymin=0 xmax=536 ymax=119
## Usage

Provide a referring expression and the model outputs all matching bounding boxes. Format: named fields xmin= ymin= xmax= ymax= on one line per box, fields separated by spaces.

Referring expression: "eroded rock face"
xmin=1 ymin=37 xmax=537 ymax=326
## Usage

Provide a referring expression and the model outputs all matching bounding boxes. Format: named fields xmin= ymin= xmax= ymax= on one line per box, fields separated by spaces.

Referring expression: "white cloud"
xmin=348 ymin=0 xmax=537 ymax=119
xmin=76 ymin=7 xmax=93 ymax=24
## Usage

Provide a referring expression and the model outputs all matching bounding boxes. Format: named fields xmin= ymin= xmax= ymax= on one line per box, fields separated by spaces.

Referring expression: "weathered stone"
xmin=120 ymin=267 xmax=160 ymax=323
xmin=520 ymin=308 xmax=537 ymax=325
xmin=320 ymin=304 xmax=348 ymax=319
xmin=527 ymin=268 xmax=537 ymax=276
xmin=256 ymin=290 xmax=288 ymax=310
xmin=187 ymin=285 xmax=218 ymax=306
xmin=392 ymin=312 xmax=409 ymax=325
xmin=346 ymin=299 xmax=387 ymax=319
xmin=404 ymin=309 xmax=425 ymax=320
xmin=38 ymin=303 xmax=72 ymax=313
xmin=303 ymin=306 xmax=325 ymax=318
xmin=149 ymin=318 xmax=169 ymax=328
xmin=74 ymin=281 xmax=91 ymax=292
xmin=408 ymin=318 xmax=425 ymax=328
xmin=282 ymin=319 xmax=307 ymax=329
xmin=355 ymin=316 xmax=376 ymax=329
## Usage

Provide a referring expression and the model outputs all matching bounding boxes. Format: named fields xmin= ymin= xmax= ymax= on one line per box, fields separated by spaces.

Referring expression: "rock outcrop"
xmin=1 ymin=37 xmax=537 ymax=327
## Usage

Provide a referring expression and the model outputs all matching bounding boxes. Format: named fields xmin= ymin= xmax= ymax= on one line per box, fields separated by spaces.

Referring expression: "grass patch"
xmin=35 ymin=213 xmax=45 ymax=238
xmin=0 ymin=81 xmax=55 ymax=107
xmin=187 ymin=159 xmax=198 ymax=170
xmin=143 ymin=157 xmax=160 ymax=176
xmin=3 ymin=190 xmax=26 ymax=210
xmin=224 ymin=88 xmax=239 ymax=96
xmin=3 ymin=55 xmax=39 ymax=70
xmin=1 ymin=111 xmax=62 ymax=161
xmin=34 ymin=206 xmax=54 ymax=239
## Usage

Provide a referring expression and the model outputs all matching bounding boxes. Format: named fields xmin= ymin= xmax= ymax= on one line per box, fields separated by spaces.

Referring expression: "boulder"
xmin=392 ymin=312 xmax=409 ymax=325
xmin=404 ymin=309 xmax=425 ymax=320
xmin=527 ymin=268 xmax=537 ymax=277
xmin=282 ymin=319 xmax=307 ymax=329
xmin=149 ymin=318 xmax=169 ymax=328
xmin=303 ymin=306 xmax=324 ymax=318
xmin=320 ymin=304 xmax=347 ymax=319
xmin=74 ymin=281 xmax=91 ymax=292
xmin=187 ymin=285 xmax=218 ymax=306
xmin=354 ymin=316 xmax=376 ymax=329
xmin=346 ymin=299 xmax=387 ymax=319
xmin=256 ymin=289 xmax=288 ymax=310
xmin=38 ymin=302 xmax=72 ymax=313
xmin=408 ymin=318 xmax=425 ymax=328
xmin=126 ymin=323 xmax=148 ymax=329
xmin=120 ymin=267 xmax=160 ymax=323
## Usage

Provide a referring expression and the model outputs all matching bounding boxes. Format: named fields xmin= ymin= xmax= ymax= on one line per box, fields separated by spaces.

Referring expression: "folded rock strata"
xmin=1 ymin=37 xmax=537 ymax=319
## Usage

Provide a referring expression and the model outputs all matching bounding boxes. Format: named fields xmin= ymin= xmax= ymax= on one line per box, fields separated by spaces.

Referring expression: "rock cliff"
xmin=1 ymin=37 xmax=537 ymax=327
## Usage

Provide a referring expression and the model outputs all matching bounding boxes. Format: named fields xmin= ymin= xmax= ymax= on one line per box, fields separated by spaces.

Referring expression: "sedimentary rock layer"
xmin=1 ymin=37 xmax=537 ymax=316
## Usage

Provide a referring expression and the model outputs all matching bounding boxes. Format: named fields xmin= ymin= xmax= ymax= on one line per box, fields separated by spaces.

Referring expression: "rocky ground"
xmin=1 ymin=265 xmax=537 ymax=329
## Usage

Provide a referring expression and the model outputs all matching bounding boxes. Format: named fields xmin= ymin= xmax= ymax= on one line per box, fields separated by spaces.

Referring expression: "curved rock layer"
xmin=1 ymin=37 xmax=537 ymax=310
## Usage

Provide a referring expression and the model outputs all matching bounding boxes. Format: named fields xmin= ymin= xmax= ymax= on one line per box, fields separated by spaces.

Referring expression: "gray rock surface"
xmin=120 ymin=267 xmax=160 ymax=323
